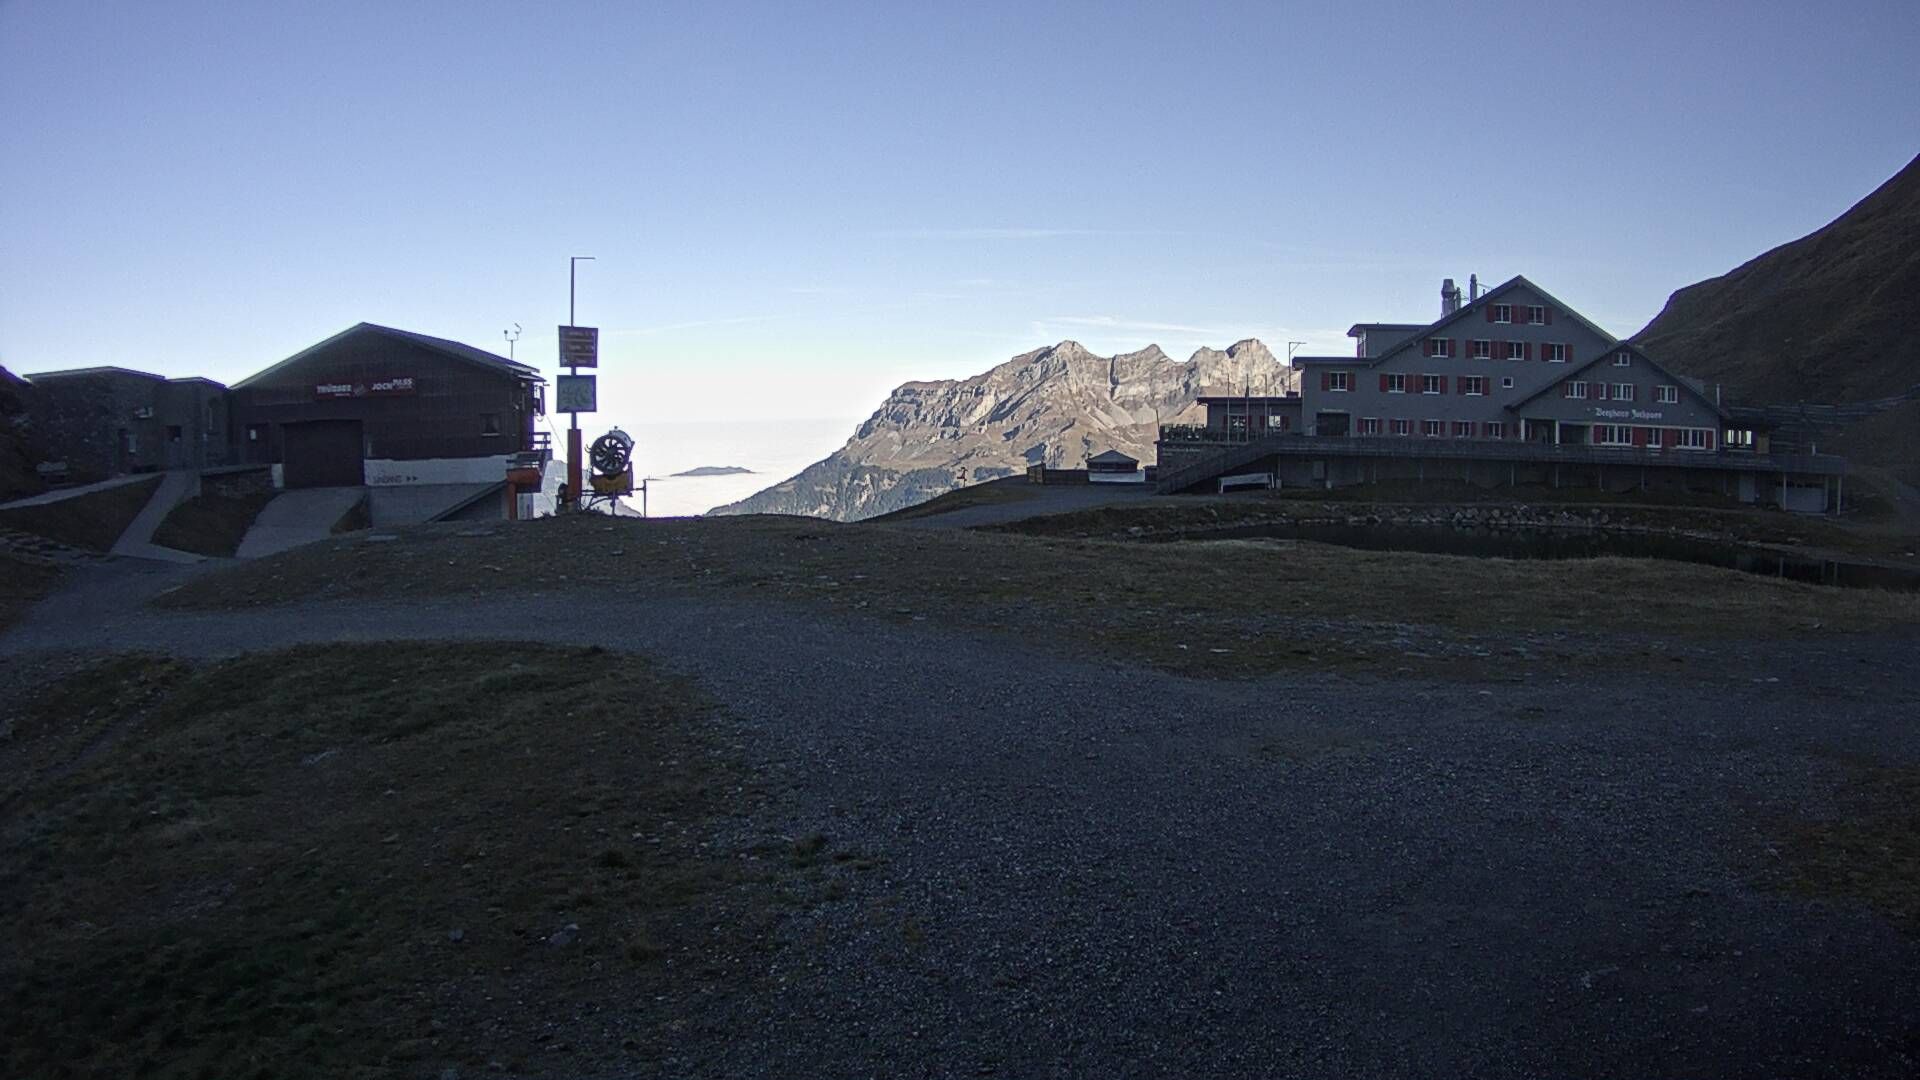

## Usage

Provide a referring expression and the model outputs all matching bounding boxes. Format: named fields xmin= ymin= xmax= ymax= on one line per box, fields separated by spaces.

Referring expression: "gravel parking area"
xmin=4 ymin=560 xmax=1918 ymax=1077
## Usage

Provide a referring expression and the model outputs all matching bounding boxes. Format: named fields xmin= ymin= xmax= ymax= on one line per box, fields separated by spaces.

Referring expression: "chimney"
xmin=1441 ymin=278 xmax=1461 ymax=316
xmin=1469 ymin=273 xmax=1481 ymax=301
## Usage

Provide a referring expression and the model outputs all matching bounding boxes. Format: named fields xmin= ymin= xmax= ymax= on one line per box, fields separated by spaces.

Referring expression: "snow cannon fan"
xmin=583 ymin=427 xmax=635 ymax=512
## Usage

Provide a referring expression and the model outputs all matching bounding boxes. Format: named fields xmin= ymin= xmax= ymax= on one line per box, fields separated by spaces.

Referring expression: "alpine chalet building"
xmin=1155 ymin=275 xmax=1846 ymax=512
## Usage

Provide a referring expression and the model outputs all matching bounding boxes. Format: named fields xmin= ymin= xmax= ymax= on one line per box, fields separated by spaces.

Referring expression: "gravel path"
xmin=5 ymin=561 xmax=1919 ymax=1078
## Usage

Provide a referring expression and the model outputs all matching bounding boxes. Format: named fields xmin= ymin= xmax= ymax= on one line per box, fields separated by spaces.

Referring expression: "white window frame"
xmin=1504 ymin=341 xmax=1524 ymax=360
xmin=1452 ymin=421 xmax=1474 ymax=439
xmin=1724 ymin=428 xmax=1756 ymax=449
xmin=1463 ymin=376 xmax=1487 ymax=396
xmin=1328 ymin=371 xmax=1351 ymax=392
xmin=1543 ymin=343 xmax=1566 ymax=363
xmin=1359 ymin=417 xmax=1381 ymax=435
xmin=1613 ymin=383 xmax=1634 ymax=402
xmin=1656 ymin=385 xmax=1679 ymax=404
xmin=1593 ymin=424 xmax=1632 ymax=447
xmin=1391 ymin=418 xmax=1411 ymax=436
xmin=1527 ymin=305 xmax=1546 ymax=325
xmin=1566 ymin=381 xmax=1588 ymax=400
xmin=1501 ymin=376 xmax=1514 ymax=389
xmin=1425 ymin=337 xmax=1452 ymax=358
xmin=1386 ymin=373 xmax=1407 ymax=394
xmin=1469 ymin=339 xmax=1491 ymax=359
xmin=1421 ymin=374 xmax=1443 ymax=395
xmin=1485 ymin=421 xmax=1505 ymax=440
xmin=1491 ymin=304 xmax=1512 ymax=324
xmin=1613 ymin=351 xmax=1632 ymax=367
xmin=1422 ymin=419 xmax=1445 ymax=438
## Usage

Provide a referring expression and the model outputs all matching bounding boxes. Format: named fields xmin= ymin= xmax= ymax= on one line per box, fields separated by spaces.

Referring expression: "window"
xmin=1646 ymin=428 xmax=1664 ymax=448
xmin=1612 ymin=383 xmax=1634 ymax=402
xmin=1593 ymin=424 xmax=1633 ymax=446
xmin=1527 ymin=305 xmax=1546 ymax=324
xmin=1504 ymin=341 xmax=1525 ymax=360
xmin=247 ymin=424 xmax=266 ymax=443
xmin=1421 ymin=374 xmax=1444 ymax=395
xmin=1453 ymin=421 xmax=1475 ymax=438
xmin=1492 ymin=303 xmax=1512 ymax=324
xmin=1564 ymin=381 xmax=1588 ymax=400
xmin=1724 ymin=428 xmax=1756 ymax=449
xmin=1675 ymin=429 xmax=1709 ymax=450
xmin=1542 ymin=343 xmax=1567 ymax=363
xmin=1469 ymin=339 xmax=1491 ymax=359
xmin=1327 ymin=371 xmax=1351 ymax=391
xmin=1359 ymin=417 xmax=1381 ymax=435
xmin=1422 ymin=419 xmax=1445 ymax=438
xmin=1386 ymin=373 xmax=1407 ymax=394
xmin=1424 ymin=337 xmax=1454 ymax=358
xmin=1501 ymin=376 xmax=1514 ymax=389
xmin=1462 ymin=375 xmax=1487 ymax=396
xmin=1391 ymin=418 xmax=1412 ymax=436
xmin=1655 ymin=385 xmax=1679 ymax=404
xmin=1485 ymin=421 xmax=1506 ymax=439
xmin=1593 ymin=384 xmax=1609 ymax=401
xmin=1613 ymin=351 xmax=1632 ymax=367
xmin=206 ymin=403 xmax=220 ymax=431
xmin=481 ymin=413 xmax=502 ymax=436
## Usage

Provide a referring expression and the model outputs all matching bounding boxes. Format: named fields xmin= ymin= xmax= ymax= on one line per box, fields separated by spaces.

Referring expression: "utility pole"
xmin=565 ymin=256 xmax=595 ymax=510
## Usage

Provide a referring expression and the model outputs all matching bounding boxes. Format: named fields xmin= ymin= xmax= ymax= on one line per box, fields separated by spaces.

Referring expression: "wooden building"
xmin=229 ymin=323 xmax=546 ymax=489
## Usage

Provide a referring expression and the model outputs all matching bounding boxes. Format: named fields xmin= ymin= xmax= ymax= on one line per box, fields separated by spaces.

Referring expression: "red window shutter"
xmin=1379 ymin=374 xmax=1389 ymax=392
xmin=1321 ymin=372 xmax=1330 ymax=391
xmin=1562 ymin=382 xmax=1572 ymax=399
xmin=1485 ymin=305 xmax=1496 ymax=323
xmin=1564 ymin=344 xmax=1573 ymax=365
xmin=1455 ymin=376 xmax=1466 ymax=394
xmin=1494 ymin=339 xmax=1505 ymax=359
xmin=1545 ymin=307 xmax=1554 ymax=325
xmin=1437 ymin=377 xmax=1447 ymax=395
xmin=1706 ymin=430 xmax=1715 ymax=450
xmin=1524 ymin=342 xmax=1533 ymax=361
xmin=1451 ymin=338 xmax=1459 ymax=358
xmin=1633 ymin=427 xmax=1647 ymax=447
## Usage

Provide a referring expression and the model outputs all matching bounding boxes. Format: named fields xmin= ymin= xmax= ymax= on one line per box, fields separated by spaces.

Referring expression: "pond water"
xmin=1176 ymin=522 xmax=1920 ymax=592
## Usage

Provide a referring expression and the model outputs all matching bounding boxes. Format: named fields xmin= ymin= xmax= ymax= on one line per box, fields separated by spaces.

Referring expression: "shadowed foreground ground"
xmin=2 ymin=514 xmax=1917 ymax=1078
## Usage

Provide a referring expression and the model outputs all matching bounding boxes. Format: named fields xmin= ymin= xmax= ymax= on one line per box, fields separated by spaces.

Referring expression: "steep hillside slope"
xmin=712 ymin=339 xmax=1288 ymax=521
xmin=1632 ymin=153 xmax=1920 ymax=404
xmin=0 ymin=366 xmax=44 ymax=500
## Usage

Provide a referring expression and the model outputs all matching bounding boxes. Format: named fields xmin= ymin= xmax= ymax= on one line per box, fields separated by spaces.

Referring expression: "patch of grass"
xmin=1775 ymin=766 xmax=1920 ymax=933
xmin=0 ymin=642 xmax=796 ymax=1079
xmin=0 ymin=474 xmax=161 ymax=551
xmin=330 ymin=492 xmax=371 ymax=535
xmin=150 ymin=490 xmax=276 ymax=557
xmin=0 ymin=553 xmax=61 ymax=633
xmin=154 ymin=514 xmax=1920 ymax=679
xmin=867 ymin=477 xmax=1036 ymax=522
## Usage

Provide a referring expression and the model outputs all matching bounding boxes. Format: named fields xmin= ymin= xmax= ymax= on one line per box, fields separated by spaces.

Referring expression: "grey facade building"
xmin=1156 ymin=275 xmax=1846 ymax=511
xmin=23 ymin=367 xmax=231 ymax=480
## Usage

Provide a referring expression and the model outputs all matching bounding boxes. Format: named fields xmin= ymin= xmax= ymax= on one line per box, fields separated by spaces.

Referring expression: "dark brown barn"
xmin=229 ymin=323 xmax=546 ymax=488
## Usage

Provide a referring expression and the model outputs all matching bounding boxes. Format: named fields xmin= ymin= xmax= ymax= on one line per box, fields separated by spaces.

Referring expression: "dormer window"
xmin=1527 ymin=305 xmax=1546 ymax=324
xmin=1613 ymin=351 xmax=1632 ymax=367
xmin=1491 ymin=304 xmax=1512 ymax=324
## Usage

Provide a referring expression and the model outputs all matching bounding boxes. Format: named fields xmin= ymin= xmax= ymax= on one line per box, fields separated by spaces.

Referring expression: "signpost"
xmin=563 ymin=256 xmax=596 ymax=509
xmin=555 ymin=373 xmax=597 ymax=413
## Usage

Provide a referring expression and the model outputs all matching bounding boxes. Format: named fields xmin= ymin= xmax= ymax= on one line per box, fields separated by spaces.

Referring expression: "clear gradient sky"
xmin=3 ymin=1 xmax=1916 ymax=423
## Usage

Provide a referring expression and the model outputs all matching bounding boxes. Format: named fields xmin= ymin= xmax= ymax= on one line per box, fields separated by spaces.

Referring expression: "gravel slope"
xmin=4 ymin=560 xmax=1918 ymax=1078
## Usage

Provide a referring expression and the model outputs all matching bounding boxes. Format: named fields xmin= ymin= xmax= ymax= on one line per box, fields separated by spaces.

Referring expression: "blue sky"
xmin=2 ymin=0 xmax=1916 ymax=423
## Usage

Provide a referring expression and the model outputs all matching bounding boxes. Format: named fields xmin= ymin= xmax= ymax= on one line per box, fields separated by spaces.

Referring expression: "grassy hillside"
xmin=1632 ymin=153 xmax=1920 ymax=405
xmin=0 ymin=474 xmax=160 ymax=551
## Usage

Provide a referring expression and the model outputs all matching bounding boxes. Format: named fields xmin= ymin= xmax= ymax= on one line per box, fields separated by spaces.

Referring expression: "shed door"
xmin=282 ymin=420 xmax=365 ymax=488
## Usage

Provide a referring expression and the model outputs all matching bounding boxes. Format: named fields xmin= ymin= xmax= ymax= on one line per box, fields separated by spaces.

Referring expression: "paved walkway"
xmin=0 ymin=472 xmax=151 ymax=510
xmin=109 ymin=470 xmax=203 ymax=563
xmin=234 ymin=487 xmax=365 ymax=559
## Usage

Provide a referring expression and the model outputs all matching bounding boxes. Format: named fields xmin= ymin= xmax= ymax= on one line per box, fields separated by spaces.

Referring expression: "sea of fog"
xmin=546 ymin=417 xmax=858 ymax=518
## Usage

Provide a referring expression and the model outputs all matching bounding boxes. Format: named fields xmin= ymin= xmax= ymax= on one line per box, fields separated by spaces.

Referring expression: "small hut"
xmin=1087 ymin=449 xmax=1143 ymax=483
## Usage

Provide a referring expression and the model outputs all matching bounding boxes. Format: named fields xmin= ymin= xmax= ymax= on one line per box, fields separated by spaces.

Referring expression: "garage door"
xmin=282 ymin=420 xmax=365 ymax=488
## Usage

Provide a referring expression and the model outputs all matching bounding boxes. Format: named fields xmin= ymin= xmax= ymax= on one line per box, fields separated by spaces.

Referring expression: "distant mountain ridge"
xmin=711 ymin=338 xmax=1290 ymax=521
xmin=1632 ymin=152 xmax=1920 ymax=404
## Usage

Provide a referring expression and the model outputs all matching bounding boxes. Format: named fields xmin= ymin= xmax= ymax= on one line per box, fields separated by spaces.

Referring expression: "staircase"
xmin=1155 ymin=436 xmax=1290 ymax=494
